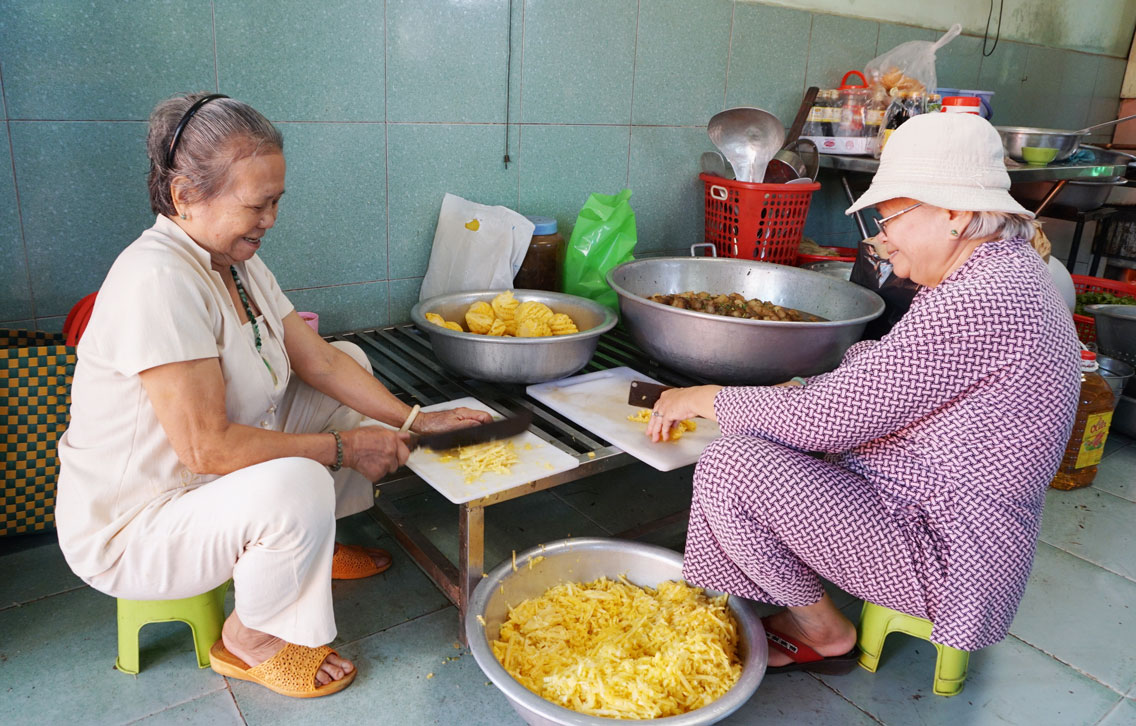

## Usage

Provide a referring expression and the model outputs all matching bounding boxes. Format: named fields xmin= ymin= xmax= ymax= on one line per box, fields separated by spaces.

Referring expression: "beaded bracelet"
xmin=329 ymin=429 xmax=344 ymax=472
xmin=790 ymin=376 xmax=808 ymax=387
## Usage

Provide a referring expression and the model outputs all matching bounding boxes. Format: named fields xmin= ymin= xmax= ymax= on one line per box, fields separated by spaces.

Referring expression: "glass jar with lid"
xmin=514 ymin=216 xmax=565 ymax=292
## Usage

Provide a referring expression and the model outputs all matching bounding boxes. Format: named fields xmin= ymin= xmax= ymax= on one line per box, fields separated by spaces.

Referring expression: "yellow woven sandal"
xmin=209 ymin=640 xmax=356 ymax=698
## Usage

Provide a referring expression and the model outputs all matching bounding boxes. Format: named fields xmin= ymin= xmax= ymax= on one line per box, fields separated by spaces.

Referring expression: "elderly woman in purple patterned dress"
xmin=647 ymin=113 xmax=1081 ymax=673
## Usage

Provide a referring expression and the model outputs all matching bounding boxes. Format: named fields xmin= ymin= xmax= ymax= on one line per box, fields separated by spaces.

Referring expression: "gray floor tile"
xmin=1103 ymin=431 xmax=1132 ymax=458
xmin=1096 ymin=697 xmax=1136 ymax=726
xmin=816 ymin=631 xmax=1118 ymax=725
xmin=390 ymin=487 xmax=608 ymax=572
xmin=231 ymin=607 xmax=520 ymax=726
xmin=719 ymin=671 xmax=879 ymax=725
xmin=0 ymin=540 xmax=84 ymax=608
xmin=551 ymin=462 xmax=694 ymax=535
xmin=329 ymin=544 xmax=452 ymax=647
xmin=1011 ymin=543 xmax=1136 ymax=694
xmin=1039 ymin=486 xmax=1136 ymax=580
xmin=1095 ymin=443 xmax=1136 ymax=503
xmin=126 ymin=690 xmax=243 ymax=726
xmin=0 ymin=587 xmax=228 ymax=726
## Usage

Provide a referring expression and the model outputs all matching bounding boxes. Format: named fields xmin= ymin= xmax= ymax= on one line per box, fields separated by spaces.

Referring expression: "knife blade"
xmin=408 ymin=409 xmax=533 ymax=451
xmin=628 ymin=380 xmax=674 ymax=409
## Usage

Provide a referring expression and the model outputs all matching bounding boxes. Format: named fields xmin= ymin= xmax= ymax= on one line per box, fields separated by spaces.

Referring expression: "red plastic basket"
xmin=700 ymin=173 xmax=820 ymax=264
xmin=1071 ymin=274 xmax=1136 ymax=344
xmin=796 ymin=246 xmax=857 ymax=267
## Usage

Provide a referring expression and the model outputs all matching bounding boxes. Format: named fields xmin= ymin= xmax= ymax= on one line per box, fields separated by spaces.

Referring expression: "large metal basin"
xmin=466 ymin=538 xmax=766 ymax=726
xmin=411 ymin=289 xmax=617 ymax=384
xmin=607 ymin=257 xmax=884 ymax=385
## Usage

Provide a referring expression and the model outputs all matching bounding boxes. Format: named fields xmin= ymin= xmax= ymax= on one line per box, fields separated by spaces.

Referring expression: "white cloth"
xmin=57 ymin=215 xmax=296 ymax=578
xmin=83 ymin=343 xmax=377 ymax=645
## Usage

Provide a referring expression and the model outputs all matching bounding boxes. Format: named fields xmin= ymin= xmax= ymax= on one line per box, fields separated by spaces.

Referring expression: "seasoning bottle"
xmin=1051 ymin=350 xmax=1116 ymax=490
xmin=514 ymin=216 xmax=565 ymax=292
xmin=864 ymin=86 xmax=889 ymax=138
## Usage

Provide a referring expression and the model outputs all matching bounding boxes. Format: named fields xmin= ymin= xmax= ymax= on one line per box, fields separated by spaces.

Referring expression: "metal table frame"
xmin=821 ymin=149 xmax=1132 ymax=271
xmin=333 ymin=324 xmax=704 ymax=639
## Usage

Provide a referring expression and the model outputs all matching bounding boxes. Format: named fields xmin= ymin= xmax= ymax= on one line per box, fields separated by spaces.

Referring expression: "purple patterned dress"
xmin=681 ymin=239 xmax=1080 ymax=650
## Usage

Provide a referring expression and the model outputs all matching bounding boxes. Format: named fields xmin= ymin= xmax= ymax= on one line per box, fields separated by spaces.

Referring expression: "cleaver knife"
xmin=628 ymin=380 xmax=675 ymax=409
xmin=407 ymin=409 xmax=532 ymax=451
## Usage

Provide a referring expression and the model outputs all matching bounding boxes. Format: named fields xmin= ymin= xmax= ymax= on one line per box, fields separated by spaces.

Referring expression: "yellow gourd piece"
xmin=503 ymin=319 xmax=518 ymax=337
xmin=548 ymin=312 xmax=579 ymax=335
xmin=467 ymin=301 xmax=494 ymax=318
xmin=466 ymin=311 xmax=495 ymax=334
xmin=442 ymin=321 xmax=463 ymax=332
xmin=515 ymin=300 xmax=554 ymax=325
xmin=491 ymin=290 xmax=519 ymax=321
xmin=425 ymin=312 xmax=447 ymax=326
xmin=517 ymin=317 xmax=552 ymax=338
xmin=486 ymin=319 xmax=508 ymax=336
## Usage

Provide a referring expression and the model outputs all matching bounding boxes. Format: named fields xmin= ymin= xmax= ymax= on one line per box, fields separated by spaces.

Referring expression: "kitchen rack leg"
xmin=458 ymin=503 xmax=485 ymax=645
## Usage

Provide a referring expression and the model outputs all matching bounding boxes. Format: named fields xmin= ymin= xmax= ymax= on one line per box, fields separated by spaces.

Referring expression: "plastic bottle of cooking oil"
xmin=1051 ymin=350 xmax=1115 ymax=490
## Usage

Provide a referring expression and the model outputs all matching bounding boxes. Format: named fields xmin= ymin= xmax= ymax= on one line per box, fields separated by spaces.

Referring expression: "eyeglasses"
xmin=873 ymin=202 xmax=922 ymax=237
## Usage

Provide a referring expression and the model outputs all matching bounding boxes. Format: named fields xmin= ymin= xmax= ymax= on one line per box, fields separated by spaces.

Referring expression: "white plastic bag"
xmin=419 ymin=193 xmax=535 ymax=301
xmin=865 ymin=23 xmax=961 ymax=95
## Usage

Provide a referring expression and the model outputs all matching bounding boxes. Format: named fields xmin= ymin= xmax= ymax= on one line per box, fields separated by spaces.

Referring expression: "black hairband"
xmin=165 ymin=94 xmax=228 ymax=168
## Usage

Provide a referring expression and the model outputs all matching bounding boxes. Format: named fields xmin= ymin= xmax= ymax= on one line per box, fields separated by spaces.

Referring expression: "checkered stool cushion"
xmin=1 ymin=329 xmax=75 ymax=536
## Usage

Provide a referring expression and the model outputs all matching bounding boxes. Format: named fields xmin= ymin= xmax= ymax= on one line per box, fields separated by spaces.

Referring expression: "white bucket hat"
xmin=845 ymin=112 xmax=1033 ymax=218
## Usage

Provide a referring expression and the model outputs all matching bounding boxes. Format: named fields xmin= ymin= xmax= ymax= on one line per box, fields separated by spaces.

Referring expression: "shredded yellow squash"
xmin=438 ymin=440 xmax=519 ymax=483
xmin=491 ymin=577 xmax=741 ymax=719
xmin=626 ymin=409 xmax=697 ymax=441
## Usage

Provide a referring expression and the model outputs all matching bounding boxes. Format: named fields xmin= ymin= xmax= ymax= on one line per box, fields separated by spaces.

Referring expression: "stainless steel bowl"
xmin=1010 ymin=177 xmax=1126 ymax=213
xmin=1086 ymin=303 xmax=1136 ymax=371
xmin=1097 ymin=354 xmax=1135 ymax=403
xmin=411 ymin=290 xmax=617 ymax=384
xmin=466 ymin=538 xmax=766 ymax=726
xmin=607 ymin=257 xmax=884 ymax=385
xmin=997 ymin=126 xmax=1082 ymax=162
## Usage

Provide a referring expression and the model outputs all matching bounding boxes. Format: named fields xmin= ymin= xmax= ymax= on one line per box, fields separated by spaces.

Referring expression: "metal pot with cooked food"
xmin=607 ymin=257 xmax=884 ymax=385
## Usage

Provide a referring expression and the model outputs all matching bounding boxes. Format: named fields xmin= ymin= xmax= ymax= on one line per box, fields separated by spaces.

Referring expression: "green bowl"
xmin=1022 ymin=146 xmax=1059 ymax=165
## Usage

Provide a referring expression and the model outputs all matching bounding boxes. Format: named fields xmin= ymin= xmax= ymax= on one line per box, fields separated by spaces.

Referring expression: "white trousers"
xmin=86 ymin=342 xmax=379 ymax=646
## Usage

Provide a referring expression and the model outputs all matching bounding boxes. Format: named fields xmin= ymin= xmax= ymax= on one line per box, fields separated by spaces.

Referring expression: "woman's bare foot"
xmin=765 ymin=594 xmax=858 ymax=667
xmin=222 ymin=612 xmax=354 ymax=687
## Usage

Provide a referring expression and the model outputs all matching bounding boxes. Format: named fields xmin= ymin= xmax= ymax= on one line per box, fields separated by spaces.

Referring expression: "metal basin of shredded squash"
xmin=465 ymin=538 xmax=766 ymax=726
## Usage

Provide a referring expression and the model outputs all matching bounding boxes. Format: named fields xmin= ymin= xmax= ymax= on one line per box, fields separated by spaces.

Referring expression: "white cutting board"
xmin=405 ymin=397 xmax=580 ymax=504
xmin=526 ymin=368 xmax=720 ymax=472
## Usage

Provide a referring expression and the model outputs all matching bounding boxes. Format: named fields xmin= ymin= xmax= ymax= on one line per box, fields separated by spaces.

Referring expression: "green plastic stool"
xmin=116 ymin=581 xmax=230 ymax=675
xmin=857 ymin=601 xmax=970 ymax=697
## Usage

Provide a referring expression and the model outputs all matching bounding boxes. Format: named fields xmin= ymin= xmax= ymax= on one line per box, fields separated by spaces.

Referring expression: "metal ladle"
xmin=707 ymin=107 xmax=785 ymax=183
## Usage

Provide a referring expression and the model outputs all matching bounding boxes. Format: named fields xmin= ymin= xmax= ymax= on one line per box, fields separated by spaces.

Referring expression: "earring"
xmin=180 ymin=213 xmax=187 ymax=220
xmin=950 ymin=229 xmax=959 ymax=236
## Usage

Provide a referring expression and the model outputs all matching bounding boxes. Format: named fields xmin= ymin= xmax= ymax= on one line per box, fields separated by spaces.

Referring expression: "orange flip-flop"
xmin=209 ymin=640 xmax=356 ymax=698
xmin=331 ymin=542 xmax=393 ymax=580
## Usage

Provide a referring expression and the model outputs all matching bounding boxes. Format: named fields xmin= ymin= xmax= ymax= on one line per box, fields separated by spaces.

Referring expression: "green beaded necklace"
xmin=231 ymin=265 xmax=277 ymax=385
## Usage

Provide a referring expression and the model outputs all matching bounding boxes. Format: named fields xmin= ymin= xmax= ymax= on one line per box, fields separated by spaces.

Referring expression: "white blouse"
xmin=56 ymin=215 xmax=294 ymax=578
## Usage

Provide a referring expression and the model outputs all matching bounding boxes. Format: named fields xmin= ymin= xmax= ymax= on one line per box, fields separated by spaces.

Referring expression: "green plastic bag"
xmin=561 ymin=189 xmax=637 ymax=311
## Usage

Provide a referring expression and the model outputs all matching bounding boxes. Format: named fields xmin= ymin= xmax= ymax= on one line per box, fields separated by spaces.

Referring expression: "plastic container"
xmin=514 ymin=216 xmax=564 ymax=292
xmin=699 ymin=173 xmax=821 ymax=263
xmin=1051 ymin=350 xmax=1116 ymax=490
xmin=1071 ymin=275 xmax=1136 ymax=344
xmin=941 ymin=96 xmax=981 ymax=114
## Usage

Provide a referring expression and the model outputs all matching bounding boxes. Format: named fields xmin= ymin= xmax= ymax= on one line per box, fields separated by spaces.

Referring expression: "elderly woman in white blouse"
xmin=55 ymin=93 xmax=489 ymax=698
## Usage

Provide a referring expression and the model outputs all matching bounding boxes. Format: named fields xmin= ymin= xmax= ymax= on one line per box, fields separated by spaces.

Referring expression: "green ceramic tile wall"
xmin=0 ymin=0 xmax=1130 ymax=330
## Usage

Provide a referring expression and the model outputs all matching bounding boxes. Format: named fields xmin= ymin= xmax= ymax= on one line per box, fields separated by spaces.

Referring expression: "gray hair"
xmin=957 ymin=211 xmax=1035 ymax=244
xmin=146 ymin=93 xmax=283 ymax=215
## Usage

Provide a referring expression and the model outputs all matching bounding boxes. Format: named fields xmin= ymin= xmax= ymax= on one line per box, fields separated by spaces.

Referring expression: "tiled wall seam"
xmin=0 ymin=1 xmax=1130 ymax=330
